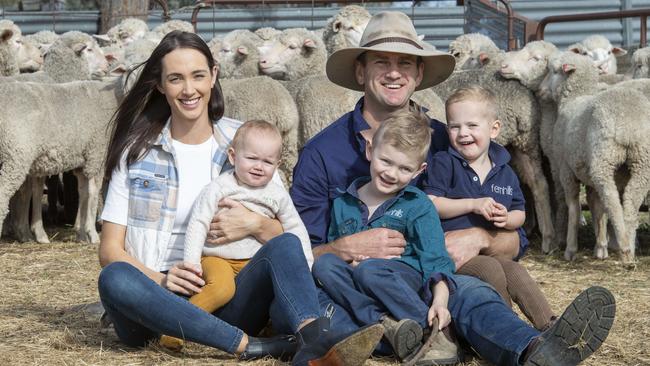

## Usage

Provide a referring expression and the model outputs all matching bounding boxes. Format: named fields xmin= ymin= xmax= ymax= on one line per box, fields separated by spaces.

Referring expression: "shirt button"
xmin=473 ymin=176 xmax=478 ymax=182
xmin=143 ymin=180 xmax=150 ymax=188
xmin=462 ymin=162 xmax=467 ymax=167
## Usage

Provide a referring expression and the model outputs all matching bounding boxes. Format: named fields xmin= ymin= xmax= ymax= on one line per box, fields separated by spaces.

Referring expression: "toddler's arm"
xmin=431 ymin=196 xmax=500 ymax=221
xmin=184 ymin=182 xmax=222 ymax=265
xmin=491 ymin=204 xmax=525 ymax=230
xmin=277 ymin=190 xmax=314 ymax=268
xmin=427 ymin=280 xmax=451 ymax=330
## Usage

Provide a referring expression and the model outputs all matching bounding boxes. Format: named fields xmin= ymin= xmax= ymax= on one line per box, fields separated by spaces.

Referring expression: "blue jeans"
xmin=313 ymin=255 xmax=430 ymax=328
xmin=316 ymin=259 xmax=539 ymax=366
xmin=98 ymin=233 xmax=320 ymax=354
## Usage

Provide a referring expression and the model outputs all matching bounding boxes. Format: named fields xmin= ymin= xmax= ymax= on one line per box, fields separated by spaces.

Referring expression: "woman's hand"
xmin=207 ymin=198 xmax=262 ymax=245
xmin=161 ymin=262 xmax=205 ymax=296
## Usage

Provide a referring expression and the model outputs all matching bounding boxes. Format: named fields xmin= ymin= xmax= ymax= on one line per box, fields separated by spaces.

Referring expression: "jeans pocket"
xmin=128 ymin=172 xmax=166 ymax=223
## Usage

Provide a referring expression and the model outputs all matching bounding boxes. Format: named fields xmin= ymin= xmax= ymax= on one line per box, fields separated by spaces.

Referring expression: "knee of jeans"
xmin=98 ymin=262 xmax=142 ymax=303
xmin=351 ymin=259 xmax=386 ymax=289
xmin=452 ymin=274 xmax=502 ymax=302
xmin=312 ymin=253 xmax=346 ymax=282
xmin=263 ymin=232 xmax=302 ymax=258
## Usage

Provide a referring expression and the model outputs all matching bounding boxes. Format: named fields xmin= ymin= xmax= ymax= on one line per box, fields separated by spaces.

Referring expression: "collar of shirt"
xmin=352 ymin=98 xmax=371 ymax=158
xmin=343 ymin=176 xmax=419 ymax=223
xmin=448 ymin=141 xmax=511 ymax=167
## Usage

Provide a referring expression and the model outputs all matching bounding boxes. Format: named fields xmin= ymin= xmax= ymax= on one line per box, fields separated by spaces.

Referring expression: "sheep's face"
xmin=333 ymin=17 xmax=369 ymax=48
xmin=258 ymin=34 xmax=319 ymax=79
xmin=631 ymin=49 xmax=650 ymax=79
xmin=14 ymin=37 xmax=43 ymax=72
xmin=539 ymin=57 xmax=566 ymax=102
xmin=355 ymin=51 xmax=423 ymax=111
xmin=500 ymin=43 xmax=556 ymax=90
xmin=569 ymin=41 xmax=626 ymax=75
xmin=76 ymin=40 xmax=109 ymax=78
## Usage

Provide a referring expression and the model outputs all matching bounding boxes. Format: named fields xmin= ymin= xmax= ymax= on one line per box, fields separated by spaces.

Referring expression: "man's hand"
xmin=444 ymin=228 xmax=488 ymax=269
xmin=207 ymin=198 xmax=260 ymax=245
xmin=320 ymin=228 xmax=406 ymax=262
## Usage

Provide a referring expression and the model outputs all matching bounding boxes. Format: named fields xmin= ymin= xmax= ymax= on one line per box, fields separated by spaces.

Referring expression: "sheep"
xmin=0 ymin=27 xmax=19 ymax=77
xmin=431 ymin=66 xmax=555 ymax=254
xmin=0 ymin=77 xmax=125 ymax=245
xmin=254 ymin=27 xmax=282 ymax=56
xmin=145 ymin=20 xmax=194 ymax=44
xmin=538 ymin=51 xmax=650 ymax=262
xmin=210 ymin=29 xmax=262 ymax=79
xmin=630 ymin=47 xmax=650 ymax=79
xmin=258 ymin=28 xmax=327 ymax=81
xmin=24 ymin=30 xmax=59 ymax=57
xmin=568 ymin=35 xmax=627 ymax=75
xmin=0 ymin=20 xmax=42 ymax=73
xmin=448 ymin=33 xmax=502 ymax=71
xmin=322 ymin=5 xmax=371 ymax=55
xmin=96 ymin=17 xmax=149 ymax=47
xmin=221 ymin=76 xmax=299 ymax=184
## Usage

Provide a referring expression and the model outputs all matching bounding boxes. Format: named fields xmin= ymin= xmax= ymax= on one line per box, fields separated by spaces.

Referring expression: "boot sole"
xmin=308 ymin=324 xmax=384 ymax=366
xmin=524 ymin=286 xmax=615 ymax=366
xmin=391 ymin=319 xmax=424 ymax=361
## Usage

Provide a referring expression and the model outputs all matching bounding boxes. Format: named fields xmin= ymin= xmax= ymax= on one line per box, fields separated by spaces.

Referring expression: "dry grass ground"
xmin=0 ymin=221 xmax=648 ymax=366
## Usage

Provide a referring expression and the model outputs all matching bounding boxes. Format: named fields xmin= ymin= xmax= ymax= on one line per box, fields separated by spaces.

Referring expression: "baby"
xmin=160 ymin=119 xmax=313 ymax=350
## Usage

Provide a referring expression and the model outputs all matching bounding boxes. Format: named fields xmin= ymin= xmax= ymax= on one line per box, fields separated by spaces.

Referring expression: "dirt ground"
xmin=0 ymin=224 xmax=648 ymax=366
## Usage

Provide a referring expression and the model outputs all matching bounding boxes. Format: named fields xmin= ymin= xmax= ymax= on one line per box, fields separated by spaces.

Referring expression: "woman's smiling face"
xmin=158 ymin=48 xmax=217 ymax=125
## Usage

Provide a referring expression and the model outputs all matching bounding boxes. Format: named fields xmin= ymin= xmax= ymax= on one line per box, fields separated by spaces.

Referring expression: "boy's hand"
xmin=427 ymin=305 xmax=451 ymax=330
xmin=472 ymin=197 xmax=498 ymax=221
xmin=490 ymin=203 xmax=508 ymax=228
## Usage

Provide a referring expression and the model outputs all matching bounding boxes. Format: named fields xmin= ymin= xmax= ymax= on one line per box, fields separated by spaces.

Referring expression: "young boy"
xmin=426 ymin=85 xmax=555 ymax=330
xmin=160 ymin=120 xmax=313 ymax=350
xmin=311 ymin=107 xmax=456 ymax=364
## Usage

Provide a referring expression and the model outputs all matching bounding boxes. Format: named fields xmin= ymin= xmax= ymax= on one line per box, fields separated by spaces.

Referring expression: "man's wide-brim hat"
xmin=326 ymin=11 xmax=455 ymax=91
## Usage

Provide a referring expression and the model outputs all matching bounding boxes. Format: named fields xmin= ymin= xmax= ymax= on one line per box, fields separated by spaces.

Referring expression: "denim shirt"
xmin=123 ymin=117 xmax=242 ymax=271
xmin=327 ymin=177 xmax=455 ymax=284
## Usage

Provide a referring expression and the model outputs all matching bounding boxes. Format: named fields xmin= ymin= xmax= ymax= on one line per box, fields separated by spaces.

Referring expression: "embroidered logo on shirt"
xmin=491 ymin=184 xmax=513 ymax=196
xmin=386 ymin=209 xmax=404 ymax=218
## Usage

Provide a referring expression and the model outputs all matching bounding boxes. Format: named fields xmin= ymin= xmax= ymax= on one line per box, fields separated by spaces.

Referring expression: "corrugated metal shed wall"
xmin=2 ymin=0 xmax=650 ymax=51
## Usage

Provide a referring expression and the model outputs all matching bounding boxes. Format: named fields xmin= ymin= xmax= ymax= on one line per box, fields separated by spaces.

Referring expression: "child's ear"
xmin=414 ymin=162 xmax=427 ymax=177
xmin=365 ymin=141 xmax=373 ymax=161
xmin=227 ymin=147 xmax=236 ymax=165
xmin=491 ymin=119 xmax=501 ymax=139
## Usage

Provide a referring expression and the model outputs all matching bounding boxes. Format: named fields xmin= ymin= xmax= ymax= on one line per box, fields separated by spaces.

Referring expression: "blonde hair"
xmin=231 ymin=119 xmax=282 ymax=153
xmin=445 ymin=85 xmax=499 ymax=120
xmin=373 ymin=106 xmax=432 ymax=164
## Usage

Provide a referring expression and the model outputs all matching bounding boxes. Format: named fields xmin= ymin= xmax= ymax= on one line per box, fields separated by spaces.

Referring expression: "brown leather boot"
xmin=379 ymin=315 xmax=423 ymax=360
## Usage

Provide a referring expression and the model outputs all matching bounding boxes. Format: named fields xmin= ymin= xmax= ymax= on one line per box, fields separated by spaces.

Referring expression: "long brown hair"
xmin=104 ymin=30 xmax=224 ymax=180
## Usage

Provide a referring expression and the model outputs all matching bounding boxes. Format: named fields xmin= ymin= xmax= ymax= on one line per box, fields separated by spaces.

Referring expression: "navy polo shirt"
xmin=290 ymin=97 xmax=450 ymax=245
xmin=423 ymin=142 xmax=529 ymax=256
xmin=328 ymin=177 xmax=455 ymax=284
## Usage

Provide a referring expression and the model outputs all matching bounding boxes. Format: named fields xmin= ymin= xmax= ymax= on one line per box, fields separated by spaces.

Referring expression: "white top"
xmin=184 ymin=170 xmax=314 ymax=268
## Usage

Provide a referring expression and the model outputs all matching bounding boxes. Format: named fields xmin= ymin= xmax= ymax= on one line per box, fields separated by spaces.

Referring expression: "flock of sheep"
xmin=1 ymin=5 xmax=649 ymax=263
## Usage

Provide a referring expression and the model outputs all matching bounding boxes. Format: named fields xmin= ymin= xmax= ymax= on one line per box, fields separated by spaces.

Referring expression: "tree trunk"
xmin=99 ymin=0 xmax=149 ymax=34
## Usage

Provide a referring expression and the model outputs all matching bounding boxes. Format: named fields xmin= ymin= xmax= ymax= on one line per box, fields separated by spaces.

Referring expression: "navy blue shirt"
xmin=328 ymin=177 xmax=455 ymax=284
xmin=290 ymin=97 xmax=450 ymax=245
xmin=423 ymin=142 xmax=529 ymax=255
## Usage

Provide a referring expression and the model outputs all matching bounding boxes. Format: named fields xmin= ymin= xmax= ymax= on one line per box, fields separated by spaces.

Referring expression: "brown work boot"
xmin=380 ymin=315 xmax=423 ymax=360
xmin=403 ymin=319 xmax=460 ymax=366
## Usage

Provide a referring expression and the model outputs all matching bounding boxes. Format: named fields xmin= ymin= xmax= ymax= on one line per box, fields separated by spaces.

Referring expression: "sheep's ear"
xmin=73 ymin=43 xmax=88 ymax=55
xmin=332 ymin=20 xmax=342 ymax=33
xmin=236 ymin=45 xmax=249 ymax=56
xmin=105 ymin=52 xmax=119 ymax=63
xmin=93 ymin=34 xmax=110 ymax=42
xmin=612 ymin=47 xmax=627 ymax=56
xmin=110 ymin=64 xmax=127 ymax=75
xmin=562 ymin=63 xmax=576 ymax=74
xmin=568 ymin=44 xmax=584 ymax=54
xmin=0 ymin=29 xmax=13 ymax=42
xmin=479 ymin=52 xmax=491 ymax=66
xmin=303 ymin=38 xmax=317 ymax=49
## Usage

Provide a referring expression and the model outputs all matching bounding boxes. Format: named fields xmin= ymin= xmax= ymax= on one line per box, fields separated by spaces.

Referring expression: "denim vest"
xmin=124 ymin=117 xmax=242 ymax=271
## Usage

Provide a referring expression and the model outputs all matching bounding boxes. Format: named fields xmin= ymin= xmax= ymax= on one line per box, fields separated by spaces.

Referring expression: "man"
xmin=290 ymin=10 xmax=615 ymax=366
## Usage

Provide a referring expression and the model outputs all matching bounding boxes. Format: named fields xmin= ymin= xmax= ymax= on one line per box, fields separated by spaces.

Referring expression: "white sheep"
xmin=145 ymin=20 xmax=194 ymax=44
xmin=432 ymin=67 xmax=555 ymax=254
xmin=539 ymin=51 xmax=650 ymax=262
xmin=568 ymin=35 xmax=627 ymax=75
xmin=221 ymin=76 xmax=299 ymax=184
xmin=448 ymin=33 xmax=502 ymax=71
xmin=254 ymin=27 xmax=282 ymax=56
xmin=258 ymin=28 xmax=326 ymax=81
xmin=210 ymin=30 xmax=262 ymax=79
xmin=0 ymin=77 xmax=125 ymax=244
xmin=0 ymin=20 xmax=42 ymax=73
xmin=322 ymin=5 xmax=371 ymax=55
xmin=95 ymin=17 xmax=149 ymax=47
xmin=630 ymin=47 xmax=650 ymax=79
xmin=0 ymin=27 xmax=19 ymax=77
xmin=24 ymin=30 xmax=59 ymax=57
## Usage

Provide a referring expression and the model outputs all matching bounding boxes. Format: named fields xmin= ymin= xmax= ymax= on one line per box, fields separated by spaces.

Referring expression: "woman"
xmin=97 ymin=31 xmax=382 ymax=365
